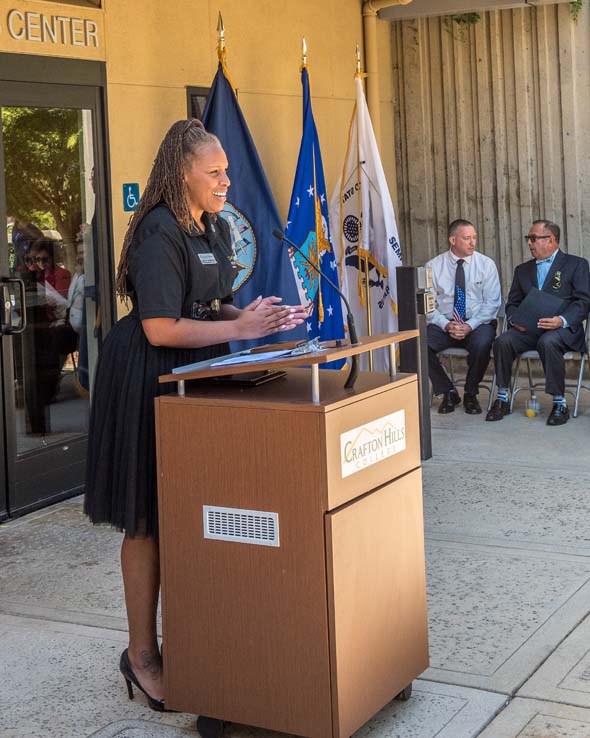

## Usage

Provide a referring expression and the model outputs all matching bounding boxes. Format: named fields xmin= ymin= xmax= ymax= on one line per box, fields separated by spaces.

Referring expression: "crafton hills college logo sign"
xmin=220 ymin=202 xmax=256 ymax=292
xmin=340 ymin=410 xmax=406 ymax=479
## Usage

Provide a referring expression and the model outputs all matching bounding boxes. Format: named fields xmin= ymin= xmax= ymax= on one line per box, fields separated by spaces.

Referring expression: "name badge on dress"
xmin=198 ymin=253 xmax=218 ymax=265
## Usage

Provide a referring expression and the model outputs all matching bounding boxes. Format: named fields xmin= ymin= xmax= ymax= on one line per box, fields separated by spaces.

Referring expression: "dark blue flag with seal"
xmin=202 ymin=59 xmax=305 ymax=344
xmin=285 ymin=66 xmax=345 ymax=365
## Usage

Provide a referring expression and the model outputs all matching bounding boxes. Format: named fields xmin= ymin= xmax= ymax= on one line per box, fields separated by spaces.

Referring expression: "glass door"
xmin=0 ymin=81 xmax=109 ymax=517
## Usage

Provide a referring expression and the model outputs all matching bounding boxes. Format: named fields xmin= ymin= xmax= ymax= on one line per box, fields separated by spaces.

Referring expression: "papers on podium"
xmin=211 ymin=350 xmax=294 ymax=367
xmin=510 ymin=287 xmax=566 ymax=336
xmin=172 ymin=349 xmax=292 ymax=374
xmin=172 ymin=339 xmax=328 ymax=375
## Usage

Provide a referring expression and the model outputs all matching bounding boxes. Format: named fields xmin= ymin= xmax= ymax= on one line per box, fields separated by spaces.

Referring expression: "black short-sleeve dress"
xmin=84 ymin=204 xmax=235 ymax=538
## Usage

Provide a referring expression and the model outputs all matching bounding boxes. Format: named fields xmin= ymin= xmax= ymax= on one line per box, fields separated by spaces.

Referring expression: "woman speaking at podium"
xmin=84 ymin=119 xmax=306 ymax=710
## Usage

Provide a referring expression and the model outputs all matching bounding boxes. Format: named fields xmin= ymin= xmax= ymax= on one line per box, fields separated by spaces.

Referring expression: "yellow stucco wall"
xmin=104 ymin=0 xmax=370 ymax=269
xmin=0 ymin=0 xmax=398 ymax=298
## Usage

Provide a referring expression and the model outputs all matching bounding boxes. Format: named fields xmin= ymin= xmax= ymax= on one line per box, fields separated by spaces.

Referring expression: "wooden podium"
xmin=155 ymin=333 xmax=429 ymax=738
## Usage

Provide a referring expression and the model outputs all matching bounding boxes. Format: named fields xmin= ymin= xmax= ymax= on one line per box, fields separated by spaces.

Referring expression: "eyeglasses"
xmin=525 ymin=235 xmax=551 ymax=243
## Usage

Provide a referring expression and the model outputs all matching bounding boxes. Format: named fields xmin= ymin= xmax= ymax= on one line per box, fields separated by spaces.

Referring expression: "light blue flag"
xmin=285 ymin=66 xmax=345 ymax=365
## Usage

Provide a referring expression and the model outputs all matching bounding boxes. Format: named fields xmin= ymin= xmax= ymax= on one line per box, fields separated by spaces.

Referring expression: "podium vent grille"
xmin=203 ymin=506 xmax=280 ymax=547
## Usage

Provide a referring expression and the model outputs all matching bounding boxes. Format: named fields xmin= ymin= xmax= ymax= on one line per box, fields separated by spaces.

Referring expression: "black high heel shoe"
xmin=120 ymin=648 xmax=166 ymax=712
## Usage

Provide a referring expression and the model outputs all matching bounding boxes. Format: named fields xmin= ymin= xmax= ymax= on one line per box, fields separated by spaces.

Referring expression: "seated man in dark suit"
xmin=486 ymin=219 xmax=590 ymax=426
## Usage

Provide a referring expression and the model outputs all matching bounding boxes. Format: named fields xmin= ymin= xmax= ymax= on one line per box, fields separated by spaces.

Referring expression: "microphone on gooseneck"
xmin=272 ymin=228 xmax=359 ymax=389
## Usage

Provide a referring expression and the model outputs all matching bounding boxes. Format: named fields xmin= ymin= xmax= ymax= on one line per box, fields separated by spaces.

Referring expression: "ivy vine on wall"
xmin=443 ymin=12 xmax=480 ymax=41
xmin=444 ymin=3 xmax=583 ymax=37
xmin=445 ymin=12 xmax=480 ymax=27
xmin=570 ymin=0 xmax=583 ymax=21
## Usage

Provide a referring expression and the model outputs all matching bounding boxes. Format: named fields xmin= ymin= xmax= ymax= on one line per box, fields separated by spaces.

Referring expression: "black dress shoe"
xmin=463 ymin=394 xmax=482 ymax=414
xmin=546 ymin=403 xmax=569 ymax=426
xmin=438 ymin=389 xmax=461 ymax=414
xmin=485 ymin=399 xmax=510 ymax=421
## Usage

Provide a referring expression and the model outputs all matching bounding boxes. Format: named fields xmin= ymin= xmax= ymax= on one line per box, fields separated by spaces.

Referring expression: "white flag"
xmin=329 ymin=75 xmax=403 ymax=372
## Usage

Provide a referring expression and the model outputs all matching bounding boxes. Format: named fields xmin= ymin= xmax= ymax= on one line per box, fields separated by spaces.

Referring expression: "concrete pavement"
xmin=1 ymin=387 xmax=590 ymax=738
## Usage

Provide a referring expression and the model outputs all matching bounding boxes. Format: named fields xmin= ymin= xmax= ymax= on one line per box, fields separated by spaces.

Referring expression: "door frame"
xmin=0 ymin=54 xmax=114 ymax=518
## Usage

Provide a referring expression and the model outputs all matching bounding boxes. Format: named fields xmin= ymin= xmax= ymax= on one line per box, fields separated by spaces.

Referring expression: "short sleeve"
xmin=128 ymin=227 xmax=186 ymax=320
xmin=215 ymin=216 xmax=235 ymax=305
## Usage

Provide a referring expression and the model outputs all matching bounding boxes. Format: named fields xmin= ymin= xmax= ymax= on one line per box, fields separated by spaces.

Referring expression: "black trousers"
xmin=427 ymin=322 xmax=496 ymax=395
xmin=493 ymin=328 xmax=569 ymax=396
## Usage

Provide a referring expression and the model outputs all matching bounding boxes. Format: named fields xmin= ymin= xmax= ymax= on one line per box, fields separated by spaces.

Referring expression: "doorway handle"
xmin=1 ymin=278 xmax=26 ymax=335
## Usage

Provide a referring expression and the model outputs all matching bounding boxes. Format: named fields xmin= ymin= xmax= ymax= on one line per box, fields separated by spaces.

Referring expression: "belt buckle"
xmin=210 ymin=298 xmax=221 ymax=316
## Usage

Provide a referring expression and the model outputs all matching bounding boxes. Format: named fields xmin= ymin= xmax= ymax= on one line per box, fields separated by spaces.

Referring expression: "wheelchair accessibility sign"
xmin=123 ymin=183 xmax=140 ymax=211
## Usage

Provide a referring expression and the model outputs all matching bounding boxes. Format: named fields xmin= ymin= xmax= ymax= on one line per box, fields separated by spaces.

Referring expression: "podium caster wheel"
xmin=396 ymin=683 xmax=412 ymax=701
xmin=197 ymin=716 xmax=225 ymax=738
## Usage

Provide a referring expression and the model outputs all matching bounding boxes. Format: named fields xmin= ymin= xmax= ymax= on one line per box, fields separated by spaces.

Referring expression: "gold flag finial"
xmin=302 ymin=37 xmax=307 ymax=68
xmin=217 ymin=12 xmax=225 ymax=56
xmin=215 ymin=12 xmax=237 ymax=93
xmin=355 ymin=43 xmax=367 ymax=80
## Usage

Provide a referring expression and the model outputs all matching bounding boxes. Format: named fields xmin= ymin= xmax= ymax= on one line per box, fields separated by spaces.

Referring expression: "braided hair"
xmin=115 ymin=118 xmax=221 ymax=297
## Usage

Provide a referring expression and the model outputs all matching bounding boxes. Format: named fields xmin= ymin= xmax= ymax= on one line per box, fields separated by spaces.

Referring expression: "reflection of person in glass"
xmin=34 ymin=239 xmax=71 ymax=301
xmin=68 ymin=238 xmax=87 ymax=396
xmin=8 ymin=216 xmax=45 ymax=413
xmin=77 ymin=167 xmax=100 ymax=392
xmin=8 ymin=215 xmax=43 ymax=273
xmin=84 ymin=119 xmax=308 ymax=711
xmin=68 ymin=241 xmax=86 ymax=334
xmin=22 ymin=239 xmax=78 ymax=434
xmin=33 ymin=238 xmax=78 ymax=363
xmin=21 ymin=241 xmax=59 ymax=434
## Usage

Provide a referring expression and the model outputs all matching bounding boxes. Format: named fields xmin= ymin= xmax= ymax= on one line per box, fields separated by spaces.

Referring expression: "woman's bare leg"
xmin=121 ymin=535 xmax=164 ymax=701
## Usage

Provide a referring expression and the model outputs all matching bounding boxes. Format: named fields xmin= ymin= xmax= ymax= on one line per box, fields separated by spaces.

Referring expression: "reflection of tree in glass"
xmin=2 ymin=107 xmax=82 ymax=247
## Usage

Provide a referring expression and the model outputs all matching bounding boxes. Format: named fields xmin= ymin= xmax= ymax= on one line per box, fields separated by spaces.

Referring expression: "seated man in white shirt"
xmin=426 ymin=219 xmax=502 ymax=414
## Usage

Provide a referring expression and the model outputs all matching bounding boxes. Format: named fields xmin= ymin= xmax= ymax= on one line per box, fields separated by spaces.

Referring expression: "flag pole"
xmin=215 ymin=12 xmax=238 ymax=93
xmin=356 ymin=45 xmax=374 ymax=369
xmin=216 ymin=12 xmax=225 ymax=59
xmin=302 ymin=38 xmax=325 ymax=323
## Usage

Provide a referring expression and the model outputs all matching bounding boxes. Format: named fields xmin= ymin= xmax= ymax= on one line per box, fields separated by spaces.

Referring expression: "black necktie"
xmin=453 ymin=259 xmax=466 ymax=322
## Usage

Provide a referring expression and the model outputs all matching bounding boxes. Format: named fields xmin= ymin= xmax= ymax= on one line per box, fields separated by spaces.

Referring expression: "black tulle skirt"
xmin=84 ymin=311 xmax=228 ymax=538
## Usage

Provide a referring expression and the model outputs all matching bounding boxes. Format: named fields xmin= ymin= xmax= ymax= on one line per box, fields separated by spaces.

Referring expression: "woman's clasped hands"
xmin=238 ymin=295 xmax=309 ymax=338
